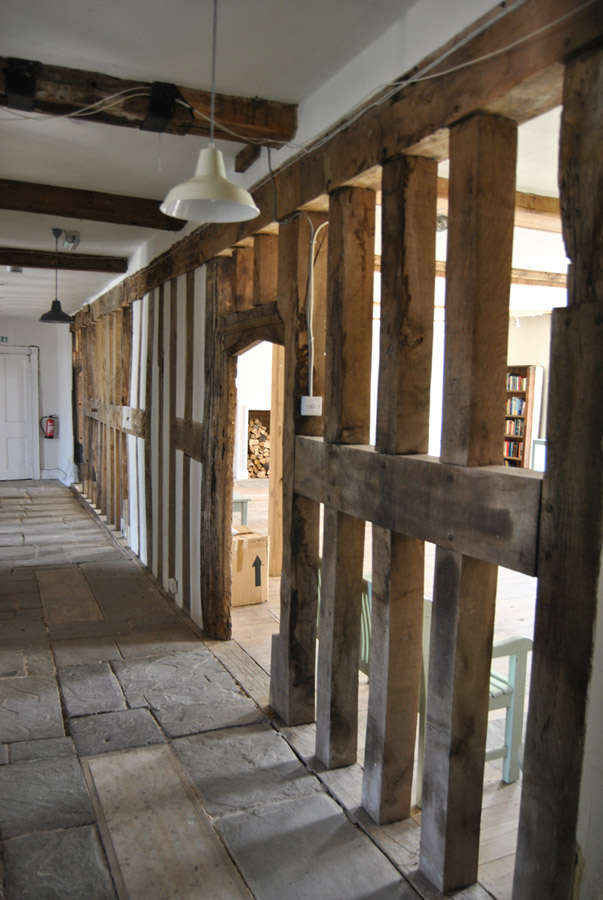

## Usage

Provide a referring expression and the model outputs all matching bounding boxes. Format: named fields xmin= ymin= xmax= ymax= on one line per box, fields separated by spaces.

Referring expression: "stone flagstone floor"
xmin=0 ymin=480 xmax=434 ymax=900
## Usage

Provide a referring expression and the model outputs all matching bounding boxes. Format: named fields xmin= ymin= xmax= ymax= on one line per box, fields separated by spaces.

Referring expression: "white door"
xmin=0 ymin=346 xmax=40 ymax=481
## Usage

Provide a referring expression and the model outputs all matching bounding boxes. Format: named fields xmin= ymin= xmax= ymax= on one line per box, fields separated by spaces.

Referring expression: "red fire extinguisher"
xmin=40 ymin=415 xmax=57 ymax=439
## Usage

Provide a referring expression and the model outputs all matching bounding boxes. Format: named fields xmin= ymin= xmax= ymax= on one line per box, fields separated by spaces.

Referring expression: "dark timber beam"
xmin=0 ymin=247 xmax=128 ymax=273
xmin=0 ymin=58 xmax=298 ymax=146
xmin=0 ymin=178 xmax=185 ymax=231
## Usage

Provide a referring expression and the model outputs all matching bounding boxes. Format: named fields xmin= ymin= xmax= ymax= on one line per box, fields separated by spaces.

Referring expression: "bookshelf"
xmin=504 ymin=365 xmax=543 ymax=468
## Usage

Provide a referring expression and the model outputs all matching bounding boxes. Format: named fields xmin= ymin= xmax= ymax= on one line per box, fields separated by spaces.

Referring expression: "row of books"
xmin=505 ymin=418 xmax=524 ymax=436
xmin=507 ymin=374 xmax=528 ymax=391
xmin=504 ymin=440 xmax=523 ymax=459
xmin=506 ymin=397 xmax=526 ymax=416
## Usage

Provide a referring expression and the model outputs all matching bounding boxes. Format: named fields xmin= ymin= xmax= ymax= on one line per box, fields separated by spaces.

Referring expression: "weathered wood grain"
xmin=200 ymin=259 xmax=236 ymax=640
xmin=268 ymin=344 xmax=285 ymax=576
xmin=294 ymin=438 xmax=541 ymax=576
xmin=514 ymin=44 xmax=603 ymax=900
xmin=270 ymin=213 xmax=327 ymax=725
xmin=419 ymin=113 xmax=517 ymax=893
xmin=253 ymin=234 xmax=278 ymax=307
xmin=316 ymin=186 xmax=374 ymax=768
xmin=363 ymin=155 xmax=436 ymax=824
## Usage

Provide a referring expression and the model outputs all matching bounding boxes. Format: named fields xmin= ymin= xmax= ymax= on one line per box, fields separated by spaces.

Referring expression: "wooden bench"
xmin=232 ymin=495 xmax=249 ymax=526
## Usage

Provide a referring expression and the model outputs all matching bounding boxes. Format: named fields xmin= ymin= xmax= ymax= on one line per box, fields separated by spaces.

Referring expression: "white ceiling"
xmin=0 ymin=0 xmax=563 ymax=319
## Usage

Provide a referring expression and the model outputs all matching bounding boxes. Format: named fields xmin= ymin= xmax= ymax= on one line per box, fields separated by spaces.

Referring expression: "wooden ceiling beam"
xmin=0 ymin=178 xmax=185 ymax=231
xmin=0 ymin=247 xmax=128 ymax=273
xmin=0 ymin=57 xmax=297 ymax=146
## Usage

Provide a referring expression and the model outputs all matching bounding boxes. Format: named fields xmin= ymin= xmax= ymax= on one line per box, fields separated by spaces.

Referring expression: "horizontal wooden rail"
xmin=294 ymin=436 xmax=542 ymax=575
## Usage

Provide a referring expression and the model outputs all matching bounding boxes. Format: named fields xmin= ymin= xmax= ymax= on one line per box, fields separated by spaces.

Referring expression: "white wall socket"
xmin=301 ymin=395 xmax=323 ymax=416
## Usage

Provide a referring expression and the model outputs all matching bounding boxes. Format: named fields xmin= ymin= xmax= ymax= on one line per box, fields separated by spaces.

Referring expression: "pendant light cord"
xmin=54 ymin=230 xmax=59 ymax=301
xmin=209 ymin=0 xmax=218 ymax=147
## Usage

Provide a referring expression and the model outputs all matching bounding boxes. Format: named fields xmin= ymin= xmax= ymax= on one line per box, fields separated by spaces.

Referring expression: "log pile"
xmin=248 ymin=416 xmax=270 ymax=478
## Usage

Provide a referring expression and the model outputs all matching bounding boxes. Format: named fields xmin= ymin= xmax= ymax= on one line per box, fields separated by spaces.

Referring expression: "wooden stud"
xmin=200 ymin=258 xmax=236 ymax=639
xmin=268 ymin=344 xmax=284 ymax=576
xmin=181 ymin=270 xmax=196 ymax=616
xmin=235 ymin=247 xmax=254 ymax=312
xmin=168 ymin=279 xmax=178 ymax=589
xmin=514 ymin=45 xmax=603 ymax=900
xmin=144 ymin=290 xmax=156 ymax=573
xmin=253 ymin=234 xmax=278 ymax=306
xmin=419 ymin=113 xmax=517 ymax=893
xmin=316 ymin=186 xmax=375 ymax=768
xmin=270 ymin=212 xmax=327 ymax=725
xmin=362 ymin=155 xmax=437 ymax=824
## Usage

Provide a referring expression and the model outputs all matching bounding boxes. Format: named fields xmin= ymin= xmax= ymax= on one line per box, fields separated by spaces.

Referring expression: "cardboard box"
xmin=231 ymin=526 xmax=269 ymax=606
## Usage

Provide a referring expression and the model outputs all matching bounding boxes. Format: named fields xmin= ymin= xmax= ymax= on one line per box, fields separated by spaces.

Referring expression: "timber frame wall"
xmin=73 ymin=2 xmax=603 ymax=898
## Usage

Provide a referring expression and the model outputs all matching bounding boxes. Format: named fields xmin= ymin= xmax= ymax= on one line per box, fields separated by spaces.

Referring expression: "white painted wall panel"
xmin=190 ymin=458 xmax=202 ymax=627
xmin=130 ymin=299 xmax=141 ymax=410
xmin=175 ymin=448 xmax=183 ymax=608
xmin=175 ymin=275 xmax=187 ymax=420
xmin=137 ymin=436 xmax=147 ymax=566
xmin=127 ymin=433 xmax=139 ymax=555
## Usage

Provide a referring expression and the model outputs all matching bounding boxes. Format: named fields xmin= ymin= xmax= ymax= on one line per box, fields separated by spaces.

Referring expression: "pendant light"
xmin=39 ymin=228 xmax=72 ymax=324
xmin=160 ymin=0 xmax=259 ymax=224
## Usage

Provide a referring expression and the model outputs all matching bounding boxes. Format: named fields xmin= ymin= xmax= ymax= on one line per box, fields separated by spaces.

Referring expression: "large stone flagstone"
xmin=174 ymin=723 xmax=319 ymax=817
xmin=112 ymin=648 xmax=235 ymax=709
xmin=4 ymin=826 xmax=117 ymax=900
xmin=0 ymin=755 xmax=95 ymax=838
xmin=58 ymin=663 xmax=127 ymax=717
xmin=217 ymin=792 xmax=410 ymax=900
xmin=0 ymin=675 xmax=65 ymax=742
xmin=70 ymin=707 xmax=165 ymax=756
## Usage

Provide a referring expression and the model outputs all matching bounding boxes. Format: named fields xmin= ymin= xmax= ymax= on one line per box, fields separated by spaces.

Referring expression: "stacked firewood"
xmin=247 ymin=416 xmax=270 ymax=478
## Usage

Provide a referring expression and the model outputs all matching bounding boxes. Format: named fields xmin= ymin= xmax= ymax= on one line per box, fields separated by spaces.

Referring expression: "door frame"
xmin=0 ymin=345 xmax=40 ymax=480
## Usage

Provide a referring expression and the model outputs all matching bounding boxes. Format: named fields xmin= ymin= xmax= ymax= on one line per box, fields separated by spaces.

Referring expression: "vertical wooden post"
xmin=235 ymin=247 xmax=254 ymax=311
xmin=181 ymin=270 xmax=196 ymax=616
xmin=253 ymin=234 xmax=279 ymax=306
xmin=113 ymin=310 xmax=123 ymax=529
xmin=514 ymin=46 xmax=603 ymax=900
xmin=156 ymin=285 xmax=165 ymax=585
xmin=419 ymin=113 xmax=517 ymax=892
xmin=200 ymin=258 xmax=236 ymax=639
xmin=362 ymin=155 xmax=436 ymax=823
xmin=315 ymin=185 xmax=375 ymax=768
xmin=168 ymin=279 xmax=178 ymax=588
xmin=270 ymin=212 xmax=327 ymax=725
xmin=268 ymin=343 xmax=284 ymax=576
xmin=144 ymin=290 xmax=156 ymax=573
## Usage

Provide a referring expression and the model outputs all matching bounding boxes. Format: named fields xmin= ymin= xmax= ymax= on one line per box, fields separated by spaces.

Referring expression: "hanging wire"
xmin=209 ymin=0 xmax=218 ymax=147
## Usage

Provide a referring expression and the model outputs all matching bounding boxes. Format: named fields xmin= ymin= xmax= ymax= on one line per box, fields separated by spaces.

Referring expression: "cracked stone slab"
xmin=70 ymin=707 xmax=165 ymax=756
xmin=155 ymin=695 xmax=265 ymax=738
xmin=0 ymin=755 xmax=95 ymax=837
xmin=9 ymin=736 xmax=76 ymax=763
xmin=0 ymin=744 xmax=7 ymax=765
xmin=58 ymin=663 xmax=127 ymax=717
xmin=217 ymin=792 xmax=408 ymax=900
xmin=4 ymin=826 xmax=117 ymax=900
xmin=174 ymin=723 xmax=319 ymax=817
xmin=0 ymin=649 xmax=26 ymax=677
xmin=53 ymin=636 xmax=122 ymax=666
xmin=112 ymin=648 xmax=235 ymax=709
xmin=0 ymin=675 xmax=65 ymax=742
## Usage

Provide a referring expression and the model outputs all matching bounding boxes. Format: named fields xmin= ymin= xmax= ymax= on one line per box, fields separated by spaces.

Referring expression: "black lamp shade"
xmin=39 ymin=299 xmax=72 ymax=324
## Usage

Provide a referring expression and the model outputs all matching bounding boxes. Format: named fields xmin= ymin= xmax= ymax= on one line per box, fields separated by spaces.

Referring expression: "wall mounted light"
xmin=160 ymin=0 xmax=259 ymax=224
xmin=39 ymin=228 xmax=72 ymax=324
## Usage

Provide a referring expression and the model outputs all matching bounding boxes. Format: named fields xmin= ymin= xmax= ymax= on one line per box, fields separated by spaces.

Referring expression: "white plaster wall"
xmin=0 ymin=316 xmax=74 ymax=483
